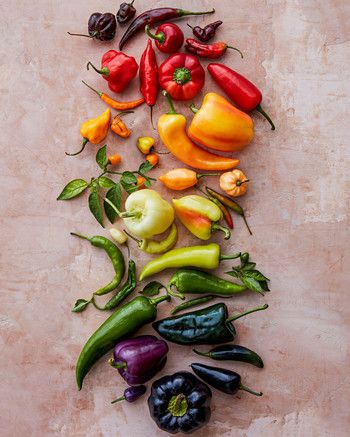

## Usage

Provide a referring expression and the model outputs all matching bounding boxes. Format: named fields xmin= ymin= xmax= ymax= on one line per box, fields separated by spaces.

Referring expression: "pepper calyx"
xmin=212 ymin=223 xmax=231 ymax=240
xmin=168 ymin=394 xmax=188 ymax=417
xmin=108 ymin=358 xmax=127 ymax=370
xmin=145 ymin=25 xmax=165 ymax=43
xmin=86 ymin=61 xmax=109 ymax=77
xmin=173 ymin=67 xmax=191 ymax=85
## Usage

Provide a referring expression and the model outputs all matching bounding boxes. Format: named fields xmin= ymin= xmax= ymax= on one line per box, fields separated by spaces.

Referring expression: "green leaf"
xmin=139 ymin=281 xmax=164 ymax=297
xmin=241 ymin=262 xmax=256 ymax=271
xmin=241 ymin=276 xmax=264 ymax=294
xmin=98 ymin=176 xmax=116 ymax=189
xmin=72 ymin=299 xmax=90 ymax=312
xmin=225 ymin=268 xmax=241 ymax=279
xmin=57 ymin=179 xmax=88 ymax=200
xmin=138 ymin=161 xmax=153 ymax=175
xmin=244 ymin=270 xmax=270 ymax=282
xmin=89 ymin=188 xmax=104 ymax=227
xmin=259 ymin=280 xmax=270 ymax=292
xmin=143 ymin=178 xmax=152 ymax=188
xmin=96 ymin=145 xmax=108 ymax=169
xmin=120 ymin=171 xmax=138 ymax=194
xmin=104 ymin=184 xmax=122 ymax=224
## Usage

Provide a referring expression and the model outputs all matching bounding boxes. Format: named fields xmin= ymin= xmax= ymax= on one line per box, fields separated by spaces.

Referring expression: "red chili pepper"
xmin=87 ymin=50 xmax=139 ymax=94
xmin=145 ymin=23 xmax=184 ymax=54
xmin=158 ymin=53 xmax=205 ymax=101
xmin=207 ymin=63 xmax=275 ymax=130
xmin=140 ymin=40 xmax=158 ymax=126
xmin=185 ymin=38 xmax=243 ymax=59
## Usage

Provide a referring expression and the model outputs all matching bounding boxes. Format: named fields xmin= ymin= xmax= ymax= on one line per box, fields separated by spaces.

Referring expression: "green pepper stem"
xmin=123 ymin=229 xmax=142 ymax=244
xmin=212 ymin=223 xmax=231 ymax=240
xmin=196 ymin=173 xmax=221 ymax=179
xmin=192 ymin=349 xmax=210 ymax=358
xmin=91 ymin=296 xmax=105 ymax=311
xmin=86 ymin=61 xmax=109 ymax=77
xmin=70 ymin=232 xmax=91 ymax=242
xmin=162 ymin=90 xmax=177 ymax=114
xmin=219 ymin=252 xmax=241 ymax=261
xmin=150 ymin=295 xmax=171 ymax=306
xmin=116 ymin=110 xmax=134 ymax=117
xmin=243 ymin=214 xmax=253 ymax=235
xmin=103 ymin=198 xmax=122 ymax=216
xmin=190 ymin=103 xmax=199 ymax=113
xmin=65 ymin=138 xmax=89 ymax=156
xmin=256 ymin=104 xmax=275 ymax=130
xmin=179 ymin=8 xmax=215 ymax=16
xmin=108 ymin=358 xmax=126 ymax=369
xmin=240 ymin=384 xmax=263 ymax=397
xmin=227 ymin=45 xmax=244 ymax=58
xmin=145 ymin=25 xmax=165 ymax=43
xmin=226 ymin=304 xmax=268 ymax=323
xmin=67 ymin=31 xmax=98 ymax=38
xmin=111 ymin=396 xmax=125 ymax=404
xmin=236 ymin=179 xmax=250 ymax=186
xmin=119 ymin=211 xmax=141 ymax=219
xmin=166 ymin=285 xmax=185 ymax=301
xmin=187 ymin=24 xmax=194 ymax=30
xmin=81 ymin=80 xmax=102 ymax=97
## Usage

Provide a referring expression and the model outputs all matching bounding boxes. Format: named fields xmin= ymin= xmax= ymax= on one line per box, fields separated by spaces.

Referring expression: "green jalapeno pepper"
xmin=71 ymin=232 xmax=125 ymax=296
xmin=76 ymin=294 xmax=169 ymax=390
xmin=124 ymin=223 xmax=178 ymax=254
xmin=152 ymin=303 xmax=268 ymax=345
xmin=139 ymin=243 xmax=240 ymax=281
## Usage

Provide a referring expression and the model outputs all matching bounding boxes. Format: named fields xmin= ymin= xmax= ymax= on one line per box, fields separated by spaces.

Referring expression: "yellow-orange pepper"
xmin=159 ymin=168 xmax=219 ymax=191
xmin=137 ymin=136 xmax=156 ymax=154
xmin=136 ymin=176 xmax=146 ymax=189
xmin=108 ymin=154 xmax=122 ymax=166
xmin=188 ymin=93 xmax=254 ymax=152
xmin=220 ymin=169 xmax=249 ymax=197
xmin=158 ymin=92 xmax=239 ymax=171
xmin=146 ymin=153 xmax=159 ymax=166
xmin=111 ymin=111 xmax=133 ymax=138
xmin=66 ymin=108 xmax=110 ymax=156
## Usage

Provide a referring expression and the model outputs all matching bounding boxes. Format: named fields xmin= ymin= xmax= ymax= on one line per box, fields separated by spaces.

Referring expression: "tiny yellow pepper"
xmin=220 ymin=169 xmax=249 ymax=197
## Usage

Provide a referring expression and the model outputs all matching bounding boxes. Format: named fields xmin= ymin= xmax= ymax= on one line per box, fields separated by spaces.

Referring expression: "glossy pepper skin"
xmin=193 ymin=344 xmax=264 ymax=368
xmin=191 ymin=363 xmax=263 ymax=396
xmin=158 ymin=92 xmax=240 ymax=171
xmin=139 ymin=40 xmax=158 ymax=118
xmin=158 ymin=169 xmax=219 ymax=191
xmin=145 ymin=23 xmax=184 ymax=54
xmin=189 ymin=93 xmax=254 ymax=153
xmin=66 ymin=108 xmax=110 ymax=156
xmin=125 ymin=223 xmax=178 ymax=254
xmin=148 ymin=371 xmax=212 ymax=434
xmin=112 ymin=335 xmax=169 ymax=385
xmin=87 ymin=50 xmax=139 ymax=94
xmin=117 ymin=1 xmax=136 ymax=24
xmin=159 ymin=53 xmax=205 ymax=101
xmin=111 ymin=385 xmax=147 ymax=404
xmin=208 ymin=63 xmax=275 ymax=130
xmin=173 ymin=195 xmax=230 ymax=240
xmin=153 ymin=303 xmax=268 ymax=345
xmin=111 ymin=111 xmax=133 ymax=138
xmin=187 ymin=21 xmax=222 ymax=42
xmin=119 ymin=7 xmax=215 ymax=50
xmin=68 ymin=12 xmax=116 ymax=41
xmin=185 ymin=38 xmax=243 ymax=59
xmin=75 ymin=294 xmax=169 ymax=390
xmin=220 ymin=169 xmax=249 ymax=197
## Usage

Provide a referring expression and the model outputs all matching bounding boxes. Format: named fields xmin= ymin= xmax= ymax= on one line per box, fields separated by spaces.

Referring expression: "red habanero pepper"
xmin=207 ymin=63 xmax=275 ymax=130
xmin=87 ymin=50 xmax=139 ymax=94
xmin=185 ymin=38 xmax=243 ymax=59
xmin=145 ymin=23 xmax=184 ymax=54
xmin=140 ymin=40 xmax=158 ymax=126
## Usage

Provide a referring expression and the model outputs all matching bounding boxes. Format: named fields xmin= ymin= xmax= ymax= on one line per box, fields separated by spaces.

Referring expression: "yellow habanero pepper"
xmin=66 ymin=108 xmax=110 ymax=156
xmin=220 ymin=169 xmax=249 ymax=197
xmin=188 ymin=93 xmax=254 ymax=152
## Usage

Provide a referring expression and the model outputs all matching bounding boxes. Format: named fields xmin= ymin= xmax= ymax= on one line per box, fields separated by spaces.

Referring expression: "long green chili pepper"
xmin=93 ymin=260 xmax=136 ymax=311
xmin=171 ymin=295 xmax=215 ymax=315
xmin=205 ymin=187 xmax=252 ymax=235
xmin=70 ymin=232 xmax=125 ymax=296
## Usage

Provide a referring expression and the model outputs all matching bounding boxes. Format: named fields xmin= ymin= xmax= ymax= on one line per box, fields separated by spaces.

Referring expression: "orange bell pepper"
xmin=188 ymin=93 xmax=254 ymax=152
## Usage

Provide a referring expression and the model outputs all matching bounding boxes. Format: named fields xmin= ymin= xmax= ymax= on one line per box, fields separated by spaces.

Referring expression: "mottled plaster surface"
xmin=0 ymin=1 xmax=349 ymax=436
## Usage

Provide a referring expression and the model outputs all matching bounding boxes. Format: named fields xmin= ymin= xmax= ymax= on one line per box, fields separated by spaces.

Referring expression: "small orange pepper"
xmin=136 ymin=176 xmax=146 ymax=189
xmin=108 ymin=154 xmax=122 ymax=166
xmin=219 ymin=169 xmax=249 ymax=197
xmin=146 ymin=153 xmax=159 ymax=167
xmin=158 ymin=168 xmax=220 ymax=191
xmin=111 ymin=111 xmax=134 ymax=138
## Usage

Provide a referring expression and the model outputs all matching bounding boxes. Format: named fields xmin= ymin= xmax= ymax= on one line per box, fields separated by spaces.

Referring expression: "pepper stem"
xmin=67 ymin=31 xmax=98 ymax=38
xmin=82 ymin=80 xmax=102 ymax=97
xmin=115 ymin=110 xmax=134 ymax=118
xmin=179 ymin=8 xmax=215 ymax=16
xmin=196 ymin=172 xmax=221 ymax=179
xmin=149 ymin=295 xmax=171 ymax=306
xmin=236 ymin=179 xmax=249 ymax=186
xmin=86 ymin=61 xmax=109 ymax=77
xmin=111 ymin=396 xmax=125 ymax=404
xmin=243 ymin=214 xmax=253 ymax=235
xmin=256 ymin=104 xmax=275 ymax=130
xmin=192 ymin=349 xmax=211 ymax=358
xmin=240 ymin=384 xmax=263 ymax=397
xmin=119 ymin=211 xmax=141 ymax=219
xmin=162 ymin=90 xmax=177 ymax=114
xmin=103 ymin=198 xmax=122 ymax=216
xmin=70 ymin=232 xmax=91 ymax=242
xmin=145 ymin=25 xmax=165 ymax=43
xmin=227 ymin=46 xmax=244 ymax=58
xmin=226 ymin=304 xmax=269 ymax=323
xmin=219 ymin=252 xmax=241 ymax=261
xmin=123 ymin=229 xmax=142 ymax=245
xmin=108 ymin=358 xmax=126 ymax=369
xmin=65 ymin=138 xmax=89 ymax=156
xmin=212 ymin=223 xmax=231 ymax=240
xmin=187 ymin=24 xmax=194 ymax=30
xmin=190 ymin=103 xmax=199 ymax=114
xmin=166 ymin=285 xmax=185 ymax=300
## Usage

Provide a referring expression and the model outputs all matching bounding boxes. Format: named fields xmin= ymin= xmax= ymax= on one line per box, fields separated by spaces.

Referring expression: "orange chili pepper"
xmin=136 ymin=176 xmax=146 ymax=189
xmin=158 ymin=168 xmax=220 ymax=191
xmin=108 ymin=154 xmax=122 ymax=165
xmin=111 ymin=111 xmax=133 ymax=138
xmin=82 ymin=80 xmax=145 ymax=110
xmin=146 ymin=153 xmax=159 ymax=166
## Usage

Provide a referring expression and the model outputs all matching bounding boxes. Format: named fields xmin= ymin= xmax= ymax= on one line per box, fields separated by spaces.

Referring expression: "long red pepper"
xmin=139 ymin=40 xmax=158 ymax=126
xmin=185 ymin=38 xmax=243 ymax=59
xmin=207 ymin=63 xmax=275 ymax=130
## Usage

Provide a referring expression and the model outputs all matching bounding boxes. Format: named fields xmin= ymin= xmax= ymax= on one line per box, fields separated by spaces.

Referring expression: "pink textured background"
xmin=1 ymin=1 xmax=349 ymax=436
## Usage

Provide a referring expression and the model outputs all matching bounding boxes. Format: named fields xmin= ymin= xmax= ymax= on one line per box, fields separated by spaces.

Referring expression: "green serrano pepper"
xmin=76 ymin=294 xmax=169 ymax=390
xmin=71 ymin=232 xmax=125 ymax=296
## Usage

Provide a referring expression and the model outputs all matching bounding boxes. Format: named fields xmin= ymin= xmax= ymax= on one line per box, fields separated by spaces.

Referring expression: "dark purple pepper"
xmin=117 ymin=1 xmax=136 ymax=24
xmin=111 ymin=335 xmax=168 ymax=385
xmin=187 ymin=20 xmax=223 ymax=42
xmin=68 ymin=12 xmax=117 ymax=41
xmin=111 ymin=385 xmax=147 ymax=404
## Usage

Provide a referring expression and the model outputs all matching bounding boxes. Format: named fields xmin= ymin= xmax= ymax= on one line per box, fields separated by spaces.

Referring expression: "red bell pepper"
xmin=158 ymin=53 xmax=205 ymax=100
xmin=87 ymin=50 xmax=139 ymax=94
xmin=140 ymin=40 xmax=158 ymax=124
xmin=145 ymin=23 xmax=184 ymax=54
xmin=185 ymin=38 xmax=243 ymax=59
xmin=207 ymin=63 xmax=275 ymax=130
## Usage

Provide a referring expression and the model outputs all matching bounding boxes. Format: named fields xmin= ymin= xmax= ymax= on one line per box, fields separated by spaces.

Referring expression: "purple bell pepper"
xmin=111 ymin=335 xmax=169 ymax=385
xmin=111 ymin=385 xmax=147 ymax=404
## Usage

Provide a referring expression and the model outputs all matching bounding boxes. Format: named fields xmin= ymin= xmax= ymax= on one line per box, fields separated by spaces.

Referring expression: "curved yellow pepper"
xmin=188 ymin=93 xmax=254 ymax=152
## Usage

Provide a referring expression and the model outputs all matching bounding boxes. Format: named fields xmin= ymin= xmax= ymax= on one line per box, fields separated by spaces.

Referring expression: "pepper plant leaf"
xmin=104 ymin=183 xmax=122 ymax=224
xmin=89 ymin=188 xmax=104 ymax=227
xmin=96 ymin=145 xmax=108 ymax=169
xmin=72 ymin=299 xmax=90 ymax=313
xmin=143 ymin=178 xmax=152 ymax=188
xmin=98 ymin=176 xmax=116 ymax=189
xmin=259 ymin=280 xmax=270 ymax=292
xmin=241 ymin=262 xmax=257 ymax=271
xmin=57 ymin=179 xmax=88 ymax=200
xmin=244 ymin=270 xmax=270 ymax=282
xmin=120 ymin=171 xmax=138 ymax=194
xmin=139 ymin=281 xmax=165 ymax=297
xmin=241 ymin=276 xmax=264 ymax=294
xmin=138 ymin=161 xmax=153 ymax=175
